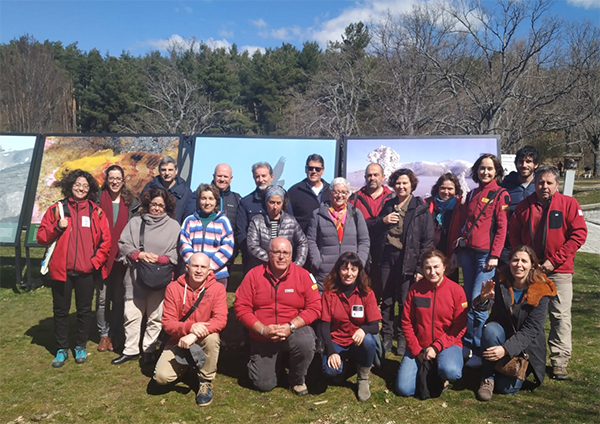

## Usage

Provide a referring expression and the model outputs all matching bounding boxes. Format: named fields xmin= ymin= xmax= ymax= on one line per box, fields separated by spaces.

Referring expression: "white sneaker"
xmin=465 ymin=355 xmax=482 ymax=368
xmin=462 ymin=346 xmax=472 ymax=360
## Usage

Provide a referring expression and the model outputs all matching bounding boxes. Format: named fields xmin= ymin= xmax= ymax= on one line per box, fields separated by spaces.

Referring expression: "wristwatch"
xmin=288 ymin=322 xmax=296 ymax=333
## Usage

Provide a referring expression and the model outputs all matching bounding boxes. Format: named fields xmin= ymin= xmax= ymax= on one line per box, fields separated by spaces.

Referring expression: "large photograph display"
xmin=0 ymin=134 xmax=39 ymax=245
xmin=190 ymin=136 xmax=338 ymax=197
xmin=26 ymin=135 xmax=180 ymax=245
xmin=345 ymin=137 xmax=500 ymax=197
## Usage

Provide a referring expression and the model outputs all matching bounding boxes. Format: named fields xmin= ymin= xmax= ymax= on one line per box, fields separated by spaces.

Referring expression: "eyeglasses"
xmin=306 ymin=166 xmax=323 ymax=172
xmin=149 ymin=202 xmax=166 ymax=209
xmin=331 ymin=191 xmax=349 ymax=197
xmin=108 ymin=177 xmax=123 ymax=183
xmin=73 ymin=183 xmax=90 ymax=190
xmin=270 ymin=250 xmax=291 ymax=257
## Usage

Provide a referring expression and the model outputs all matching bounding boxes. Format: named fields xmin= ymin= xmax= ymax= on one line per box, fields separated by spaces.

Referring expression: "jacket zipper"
xmin=431 ymin=284 xmax=437 ymax=345
xmin=72 ymin=204 xmax=79 ymax=272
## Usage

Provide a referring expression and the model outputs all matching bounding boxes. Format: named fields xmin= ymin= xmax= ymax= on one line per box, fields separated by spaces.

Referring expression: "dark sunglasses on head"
xmin=306 ymin=166 xmax=323 ymax=172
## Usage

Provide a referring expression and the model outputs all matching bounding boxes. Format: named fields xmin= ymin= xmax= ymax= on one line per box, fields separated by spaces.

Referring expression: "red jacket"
xmin=234 ymin=262 xmax=322 ymax=341
xmin=458 ymin=181 xmax=510 ymax=258
xmin=350 ymin=185 xmax=394 ymax=229
xmin=161 ymin=272 xmax=228 ymax=345
xmin=509 ymin=192 xmax=587 ymax=274
xmin=37 ymin=198 xmax=111 ymax=281
xmin=402 ymin=276 xmax=468 ymax=358
xmin=322 ymin=287 xmax=381 ymax=347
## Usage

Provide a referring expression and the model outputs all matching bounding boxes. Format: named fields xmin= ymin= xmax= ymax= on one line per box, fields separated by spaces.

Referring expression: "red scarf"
xmin=100 ymin=190 xmax=129 ymax=274
xmin=328 ymin=205 xmax=347 ymax=242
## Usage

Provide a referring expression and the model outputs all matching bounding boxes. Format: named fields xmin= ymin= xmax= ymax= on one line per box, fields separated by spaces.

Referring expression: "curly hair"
xmin=140 ymin=187 xmax=176 ymax=218
xmin=195 ymin=183 xmax=220 ymax=211
xmin=431 ymin=172 xmax=463 ymax=198
xmin=101 ymin=165 xmax=137 ymax=207
xmin=58 ymin=169 xmax=99 ymax=201
xmin=323 ymin=252 xmax=370 ymax=296
xmin=388 ymin=168 xmax=418 ymax=192
xmin=471 ymin=153 xmax=504 ymax=185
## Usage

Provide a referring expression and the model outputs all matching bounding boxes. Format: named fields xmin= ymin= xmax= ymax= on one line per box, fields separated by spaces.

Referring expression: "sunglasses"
xmin=306 ymin=166 xmax=323 ymax=172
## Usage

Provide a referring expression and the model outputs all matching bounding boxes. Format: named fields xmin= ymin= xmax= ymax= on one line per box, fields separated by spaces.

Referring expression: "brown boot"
xmin=98 ymin=336 xmax=111 ymax=352
xmin=356 ymin=366 xmax=372 ymax=402
xmin=476 ymin=378 xmax=494 ymax=401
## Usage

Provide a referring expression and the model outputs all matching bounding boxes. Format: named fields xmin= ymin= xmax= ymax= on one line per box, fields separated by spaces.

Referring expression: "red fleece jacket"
xmin=161 ymin=272 xmax=228 ymax=345
xmin=509 ymin=192 xmax=587 ymax=274
xmin=234 ymin=262 xmax=322 ymax=341
xmin=402 ymin=276 xmax=468 ymax=357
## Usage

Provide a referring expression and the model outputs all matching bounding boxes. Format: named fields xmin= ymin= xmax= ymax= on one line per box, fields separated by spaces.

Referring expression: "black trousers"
xmin=379 ymin=247 xmax=413 ymax=340
xmin=51 ymin=272 xmax=96 ymax=350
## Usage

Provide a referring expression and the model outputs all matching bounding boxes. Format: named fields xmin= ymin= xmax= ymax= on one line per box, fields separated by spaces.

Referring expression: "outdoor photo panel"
xmin=345 ymin=136 xmax=500 ymax=198
xmin=25 ymin=134 xmax=182 ymax=246
xmin=190 ymin=136 xmax=338 ymax=196
xmin=0 ymin=134 xmax=40 ymax=245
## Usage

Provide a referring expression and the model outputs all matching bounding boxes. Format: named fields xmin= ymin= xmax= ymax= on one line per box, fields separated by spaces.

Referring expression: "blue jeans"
xmin=395 ymin=345 xmax=463 ymax=397
xmin=481 ymin=322 xmax=524 ymax=394
xmin=459 ymin=248 xmax=494 ymax=354
xmin=322 ymin=333 xmax=376 ymax=377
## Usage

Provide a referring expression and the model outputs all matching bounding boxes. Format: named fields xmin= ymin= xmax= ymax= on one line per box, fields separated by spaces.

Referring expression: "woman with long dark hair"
xmin=37 ymin=169 xmax=111 ymax=367
xmin=475 ymin=246 xmax=557 ymax=401
xmin=456 ymin=154 xmax=510 ymax=368
xmin=113 ymin=187 xmax=180 ymax=365
xmin=321 ymin=252 xmax=381 ymax=402
xmin=96 ymin=165 xmax=140 ymax=353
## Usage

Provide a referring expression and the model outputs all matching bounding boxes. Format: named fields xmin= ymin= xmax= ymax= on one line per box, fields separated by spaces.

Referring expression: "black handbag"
xmin=136 ymin=220 xmax=173 ymax=290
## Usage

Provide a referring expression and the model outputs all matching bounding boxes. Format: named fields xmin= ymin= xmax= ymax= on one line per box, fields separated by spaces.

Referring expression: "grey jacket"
xmin=246 ymin=212 xmax=308 ymax=269
xmin=307 ymin=202 xmax=370 ymax=289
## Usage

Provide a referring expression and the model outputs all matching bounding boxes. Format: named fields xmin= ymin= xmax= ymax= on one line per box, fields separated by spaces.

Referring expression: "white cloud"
xmin=219 ymin=29 xmax=234 ymax=38
xmin=264 ymin=26 xmax=304 ymax=41
xmin=567 ymin=0 xmax=600 ymax=8
xmin=143 ymin=34 xmax=264 ymax=55
xmin=250 ymin=18 xmax=268 ymax=28
xmin=309 ymin=0 xmax=418 ymax=48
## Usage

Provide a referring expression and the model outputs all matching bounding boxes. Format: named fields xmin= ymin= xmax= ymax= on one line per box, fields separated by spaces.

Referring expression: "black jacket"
xmin=475 ymin=269 xmax=557 ymax=388
xmin=141 ymin=175 xmax=195 ymax=224
xmin=372 ymin=196 xmax=434 ymax=273
xmin=288 ymin=178 xmax=331 ymax=234
xmin=215 ymin=184 xmax=242 ymax=235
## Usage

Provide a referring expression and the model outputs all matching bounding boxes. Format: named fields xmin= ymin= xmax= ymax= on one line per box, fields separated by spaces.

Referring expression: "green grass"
xmin=1 ymin=249 xmax=599 ymax=424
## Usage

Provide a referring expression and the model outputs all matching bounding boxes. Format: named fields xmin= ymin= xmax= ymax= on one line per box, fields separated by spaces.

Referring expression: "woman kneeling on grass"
xmin=37 ymin=169 xmax=111 ymax=367
xmin=321 ymin=252 xmax=381 ymax=402
xmin=475 ymin=245 xmax=557 ymax=401
xmin=395 ymin=249 xmax=467 ymax=398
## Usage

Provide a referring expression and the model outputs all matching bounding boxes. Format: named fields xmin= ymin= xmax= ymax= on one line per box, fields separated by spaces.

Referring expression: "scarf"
xmin=433 ymin=196 xmax=458 ymax=226
xmin=328 ymin=205 xmax=347 ymax=242
xmin=100 ymin=190 xmax=129 ymax=274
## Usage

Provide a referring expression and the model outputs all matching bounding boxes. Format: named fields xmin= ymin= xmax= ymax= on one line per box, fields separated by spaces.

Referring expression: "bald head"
xmin=268 ymin=237 xmax=292 ymax=275
xmin=187 ymin=252 xmax=211 ymax=287
xmin=365 ymin=163 xmax=384 ymax=192
xmin=213 ymin=163 xmax=233 ymax=191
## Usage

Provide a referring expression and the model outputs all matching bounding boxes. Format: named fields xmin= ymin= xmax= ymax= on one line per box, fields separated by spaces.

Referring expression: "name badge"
xmin=351 ymin=305 xmax=364 ymax=318
xmin=81 ymin=216 xmax=91 ymax=228
xmin=284 ymin=288 xmax=294 ymax=293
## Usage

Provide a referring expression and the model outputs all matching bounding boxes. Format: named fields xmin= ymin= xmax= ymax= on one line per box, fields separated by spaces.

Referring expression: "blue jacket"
xmin=501 ymin=171 xmax=535 ymax=218
xmin=141 ymin=175 xmax=195 ymax=224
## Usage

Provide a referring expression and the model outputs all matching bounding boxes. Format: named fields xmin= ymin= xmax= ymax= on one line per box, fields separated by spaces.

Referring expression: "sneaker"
xmin=477 ymin=378 xmax=495 ymax=401
xmin=291 ymin=383 xmax=309 ymax=396
xmin=97 ymin=336 xmax=111 ymax=352
xmin=74 ymin=346 xmax=88 ymax=364
xmin=52 ymin=349 xmax=69 ymax=368
xmin=196 ymin=379 xmax=213 ymax=406
xmin=465 ymin=355 xmax=482 ymax=368
xmin=552 ymin=366 xmax=568 ymax=380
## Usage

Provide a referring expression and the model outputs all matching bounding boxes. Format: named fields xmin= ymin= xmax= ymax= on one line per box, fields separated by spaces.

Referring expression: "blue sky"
xmin=1 ymin=0 xmax=598 ymax=56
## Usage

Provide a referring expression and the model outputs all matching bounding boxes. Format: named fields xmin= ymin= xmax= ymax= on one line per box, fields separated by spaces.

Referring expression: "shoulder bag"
xmin=41 ymin=202 xmax=65 ymax=276
xmin=136 ymin=219 xmax=173 ymax=290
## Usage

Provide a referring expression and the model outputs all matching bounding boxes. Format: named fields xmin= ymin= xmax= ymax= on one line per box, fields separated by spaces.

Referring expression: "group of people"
xmin=36 ymin=146 xmax=588 ymax=406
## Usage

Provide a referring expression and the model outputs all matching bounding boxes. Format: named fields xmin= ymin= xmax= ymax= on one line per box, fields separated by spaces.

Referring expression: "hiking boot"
xmin=356 ymin=365 xmax=372 ymax=402
xmin=196 ymin=379 xmax=213 ymax=406
xmin=98 ymin=336 xmax=111 ymax=352
xmin=74 ymin=346 xmax=88 ymax=364
xmin=395 ymin=336 xmax=406 ymax=357
xmin=382 ymin=336 xmax=393 ymax=354
xmin=552 ymin=366 xmax=568 ymax=380
xmin=476 ymin=378 xmax=494 ymax=401
xmin=52 ymin=349 xmax=68 ymax=368
xmin=291 ymin=383 xmax=308 ymax=396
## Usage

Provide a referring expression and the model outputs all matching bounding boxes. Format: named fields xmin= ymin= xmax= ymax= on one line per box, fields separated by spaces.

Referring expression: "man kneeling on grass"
xmin=153 ymin=253 xmax=227 ymax=406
